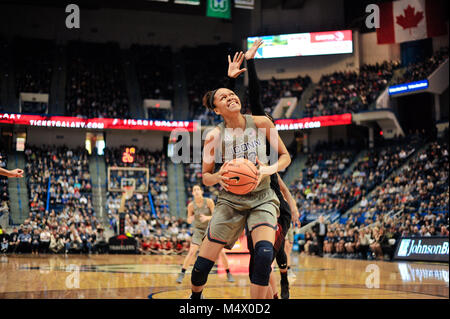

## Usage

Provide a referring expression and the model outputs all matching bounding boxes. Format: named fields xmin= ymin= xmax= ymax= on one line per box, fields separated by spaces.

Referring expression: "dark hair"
xmin=202 ymin=89 xmax=219 ymax=111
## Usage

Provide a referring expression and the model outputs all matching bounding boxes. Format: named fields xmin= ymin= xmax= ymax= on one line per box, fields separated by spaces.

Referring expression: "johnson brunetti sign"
xmin=394 ymin=236 xmax=449 ymax=263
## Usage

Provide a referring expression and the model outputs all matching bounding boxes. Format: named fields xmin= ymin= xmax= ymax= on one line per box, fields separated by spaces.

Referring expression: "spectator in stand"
xmin=31 ymin=229 xmax=41 ymax=255
xmin=305 ymin=60 xmax=399 ymax=117
xmin=8 ymin=227 xmax=19 ymax=253
xmin=356 ymin=228 xmax=371 ymax=259
xmin=395 ymin=47 xmax=448 ymax=84
xmin=312 ymin=215 xmax=328 ymax=256
xmin=344 ymin=229 xmax=357 ymax=256
xmin=65 ymin=41 xmax=130 ymax=118
xmin=93 ymin=228 xmax=108 ymax=254
xmin=323 ymin=231 xmax=335 ymax=255
xmin=39 ymin=226 xmax=51 ymax=254
xmin=139 ymin=237 xmax=152 ymax=255
xmin=17 ymin=228 xmax=32 ymax=253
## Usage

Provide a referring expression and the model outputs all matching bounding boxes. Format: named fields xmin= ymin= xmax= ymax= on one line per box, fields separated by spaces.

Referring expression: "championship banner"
xmin=235 ymin=0 xmax=254 ymax=9
xmin=0 ymin=113 xmax=197 ymax=132
xmin=206 ymin=0 xmax=231 ymax=19
xmin=377 ymin=0 xmax=447 ymax=44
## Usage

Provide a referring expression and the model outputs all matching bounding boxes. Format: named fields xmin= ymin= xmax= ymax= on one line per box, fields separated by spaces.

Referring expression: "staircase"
xmin=7 ymin=152 xmax=29 ymax=225
xmin=172 ymin=51 xmax=190 ymax=120
xmin=88 ymin=155 xmax=107 ymax=223
xmin=48 ymin=45 xmax=67 ymax=115
xmin=0 ymin=41 xmax=18 ymax=113
xmin=343 ymin=150 xmax=367 ymax=178
xmin=281 ymin=153 xmax=307 ymax=188
xmin=123 ymin=49 xmax=144 ymax=118
xmin=167 ymin=162 xmax=187 ymax=218
xmin=290 ymin=82 xmax=316 ymax=119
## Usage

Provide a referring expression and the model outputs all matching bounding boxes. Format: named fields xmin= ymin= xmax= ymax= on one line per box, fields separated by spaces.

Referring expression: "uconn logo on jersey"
xmin=222 ymin=127 xmax=266 ymax=164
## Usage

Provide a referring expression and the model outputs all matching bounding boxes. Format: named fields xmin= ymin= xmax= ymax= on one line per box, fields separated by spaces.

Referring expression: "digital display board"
xmin=248 ymin=30 xmax=353 ymax=59
xmin=122 ymin=147 xmax=136 ymax=164
xmin=388 ymin=79 xmax=429 ymax=96
xmin=274 ymin=113 xmax=352 ymax=131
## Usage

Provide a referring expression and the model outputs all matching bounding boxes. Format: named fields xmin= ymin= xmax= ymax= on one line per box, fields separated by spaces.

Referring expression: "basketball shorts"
xmin=191 ymin=227 xmax=207 ymax=246
xmin=207 ymin=187 xmax=280 ymax=249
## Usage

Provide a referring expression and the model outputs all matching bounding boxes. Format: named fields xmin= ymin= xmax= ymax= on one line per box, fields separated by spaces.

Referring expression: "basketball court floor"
xmin=0 ymin=253 xmax=448 ymax=299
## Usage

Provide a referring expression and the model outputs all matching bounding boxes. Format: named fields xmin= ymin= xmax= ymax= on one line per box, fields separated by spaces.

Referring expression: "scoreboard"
xmin=122 ymin=147 xmax=136 ymax=164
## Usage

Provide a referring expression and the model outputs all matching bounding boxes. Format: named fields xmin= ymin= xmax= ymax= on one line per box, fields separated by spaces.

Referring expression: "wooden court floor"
xmin=0 ymin=253 xmax=448 ymax=299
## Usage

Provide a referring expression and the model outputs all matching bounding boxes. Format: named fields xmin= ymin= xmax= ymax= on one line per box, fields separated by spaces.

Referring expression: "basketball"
xmin=222 ymin=158 xmax=259 ymax=195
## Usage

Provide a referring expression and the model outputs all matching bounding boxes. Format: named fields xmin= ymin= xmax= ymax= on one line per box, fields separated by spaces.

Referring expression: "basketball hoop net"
xmin=122 ymin=185 xmax=135 ymax=200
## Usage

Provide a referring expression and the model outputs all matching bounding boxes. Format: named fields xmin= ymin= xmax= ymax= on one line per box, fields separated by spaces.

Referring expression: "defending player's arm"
xmin=254 ymin=116 xmax=291 ymax=180
xmin=245 ymin=39 xmax=264 ymax=116
xmin=226 ymin=51 xmax=246 ymax=90
xmin=226 ymin=40 xmax=264 ymax=115
xmin=277 ymin=174 xmax=301 ymax=227
xmin=0 ymin=167 xmax=24 ymax=178
xmin=202 ymin=127 xmax=230 ymax=190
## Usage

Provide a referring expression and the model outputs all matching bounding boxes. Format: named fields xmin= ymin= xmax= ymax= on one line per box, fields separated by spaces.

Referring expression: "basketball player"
xmin=176 ymin=184 xmax=234 ymax=283
xmin=227 ymin=42 xmax=300 ymax=298
xmin=190 ymin=54 xmax=291 ymax=299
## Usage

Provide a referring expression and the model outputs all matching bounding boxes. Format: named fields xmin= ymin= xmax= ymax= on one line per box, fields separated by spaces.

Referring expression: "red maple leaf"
xmin=396 ymin=5 xmax=424 ymax=32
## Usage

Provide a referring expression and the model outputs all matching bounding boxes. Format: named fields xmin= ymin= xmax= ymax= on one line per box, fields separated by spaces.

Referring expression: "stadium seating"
xmin=131 ymin=44 xmax=174 ymax=102
xmin=393 ymin=47 xmax=449 ymax=85
xmin=65 ymin=41 xmax=130 ymax=119
xmin=304 ymin=61 xmax=400 ymax=117
xmin=12 ymin=37 xmax=55 ymax=114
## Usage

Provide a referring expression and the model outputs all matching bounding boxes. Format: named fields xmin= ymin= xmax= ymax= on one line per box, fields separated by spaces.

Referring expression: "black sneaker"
xmin=280 ymin=279 xmax=290 ymax=299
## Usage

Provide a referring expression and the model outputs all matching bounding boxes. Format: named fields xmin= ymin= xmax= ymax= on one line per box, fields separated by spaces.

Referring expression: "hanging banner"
xmin=235 ymin=0 xmax=254 ymax=9
xmin=174 ymin=0 xmax=200 ymax=5
xmin=206 ymin=0 xmax=231 ymax=19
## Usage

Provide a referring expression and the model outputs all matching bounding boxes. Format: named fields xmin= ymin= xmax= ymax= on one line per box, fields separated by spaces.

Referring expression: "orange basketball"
xmin=222 ymin=158 xmax=259 ymax=195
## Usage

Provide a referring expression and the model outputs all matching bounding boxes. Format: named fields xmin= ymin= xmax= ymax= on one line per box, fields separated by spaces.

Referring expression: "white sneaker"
xmin=288 ymin=269 xmax=297 ymax=279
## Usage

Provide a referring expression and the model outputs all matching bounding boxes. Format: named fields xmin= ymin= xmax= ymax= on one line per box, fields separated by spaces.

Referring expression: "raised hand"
xmin=227 ymin=51 xmax=247 ymax=79
xmin=245 ymin=38 xmax=263 ymax=60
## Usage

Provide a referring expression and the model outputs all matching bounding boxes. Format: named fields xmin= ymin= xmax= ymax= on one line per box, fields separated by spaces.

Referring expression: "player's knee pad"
xmin=250 ymin=240 xmax=273 ymax=286
xmin=191 ymin=256 xmax=214 ymax=287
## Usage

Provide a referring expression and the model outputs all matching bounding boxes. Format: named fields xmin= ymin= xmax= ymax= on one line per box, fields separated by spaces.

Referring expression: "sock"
xmin=226 ymin=269 xmax=230 ymax=274
xmin=181 ymin=268 xmax=186 ymax=273
xmin=191 ymin=291 xmax=202 ymax=300
xmin=280 ymin=271 xmax=288 ymax=283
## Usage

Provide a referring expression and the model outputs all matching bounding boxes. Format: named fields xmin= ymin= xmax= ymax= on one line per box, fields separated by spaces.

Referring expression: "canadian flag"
xmin=377 ymin=0 xmax=447 ymax=44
